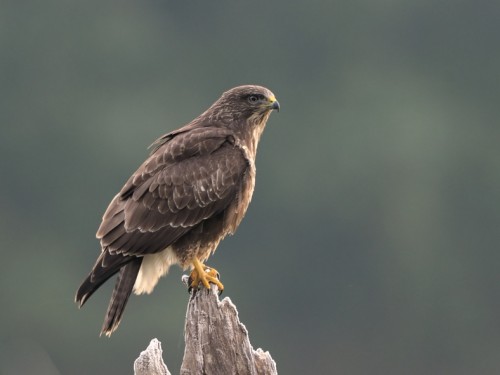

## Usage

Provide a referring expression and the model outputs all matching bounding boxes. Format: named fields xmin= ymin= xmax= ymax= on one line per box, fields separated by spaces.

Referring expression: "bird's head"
xmin=215 ymin=85 xmax=280 ymax=123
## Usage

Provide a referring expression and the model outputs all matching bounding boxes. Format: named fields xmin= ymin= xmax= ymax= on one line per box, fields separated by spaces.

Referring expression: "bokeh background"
xmin=1 ymin=1 xmax=499 ymax=374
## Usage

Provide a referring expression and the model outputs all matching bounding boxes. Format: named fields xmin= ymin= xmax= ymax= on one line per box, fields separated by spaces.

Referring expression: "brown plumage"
xmin=75 ymin=85 xmax=279 ymax=336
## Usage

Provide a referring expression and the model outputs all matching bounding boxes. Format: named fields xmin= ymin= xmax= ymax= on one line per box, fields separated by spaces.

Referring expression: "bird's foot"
xmin=188 ymin=258 xmax=224 ymax=294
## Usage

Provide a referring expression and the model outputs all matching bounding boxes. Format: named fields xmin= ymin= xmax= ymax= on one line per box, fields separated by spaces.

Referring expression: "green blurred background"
xmin=1 ymin=0 xmax=499 ymax=374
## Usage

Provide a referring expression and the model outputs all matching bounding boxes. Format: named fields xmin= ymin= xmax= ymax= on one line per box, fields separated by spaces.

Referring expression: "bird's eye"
xmin=248 ymin=95 xmax=259 ymax=103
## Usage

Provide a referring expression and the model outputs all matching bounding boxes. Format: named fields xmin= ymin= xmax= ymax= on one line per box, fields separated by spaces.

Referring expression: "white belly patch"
xmin=133 ymin=246 xmax=179 ymax=295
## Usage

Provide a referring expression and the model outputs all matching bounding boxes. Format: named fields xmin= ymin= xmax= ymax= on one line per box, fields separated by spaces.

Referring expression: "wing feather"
xmin=96 ymin=126 xmax=248 ymax=257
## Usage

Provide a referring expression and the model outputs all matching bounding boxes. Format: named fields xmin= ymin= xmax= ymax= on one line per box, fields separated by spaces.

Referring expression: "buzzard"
xmin=75 ymin=85 xmax=279 ymax=336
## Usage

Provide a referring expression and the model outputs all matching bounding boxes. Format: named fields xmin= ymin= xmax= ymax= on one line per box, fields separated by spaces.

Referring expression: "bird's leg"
xmin=188 ymin=257 xmax=224 ymax=293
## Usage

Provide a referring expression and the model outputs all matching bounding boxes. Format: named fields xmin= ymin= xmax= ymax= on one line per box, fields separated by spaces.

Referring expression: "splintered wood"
xmin=134 ymin=281 xmax=277 ymax=375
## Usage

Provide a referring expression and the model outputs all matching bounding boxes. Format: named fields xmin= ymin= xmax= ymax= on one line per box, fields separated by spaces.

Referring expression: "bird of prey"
xmin=75 ymin=85 xmax=279 ymax=336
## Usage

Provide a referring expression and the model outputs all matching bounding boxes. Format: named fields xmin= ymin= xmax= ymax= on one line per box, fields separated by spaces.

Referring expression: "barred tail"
xmin=100 ymin=258 xmax=142 ymax=336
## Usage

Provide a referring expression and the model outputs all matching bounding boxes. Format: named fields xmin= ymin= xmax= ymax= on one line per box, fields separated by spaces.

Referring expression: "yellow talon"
xmin=189 ymin=258 xmax=224 ymax=293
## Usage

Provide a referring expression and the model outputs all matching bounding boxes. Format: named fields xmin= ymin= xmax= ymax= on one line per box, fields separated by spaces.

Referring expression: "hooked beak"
xmin=270 ymin=99 xmax=280 ymax=112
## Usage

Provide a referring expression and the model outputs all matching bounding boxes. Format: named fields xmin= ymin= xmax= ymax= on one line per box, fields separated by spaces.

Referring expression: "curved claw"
xmin=188 ymin=258 xmax=224 ymax=294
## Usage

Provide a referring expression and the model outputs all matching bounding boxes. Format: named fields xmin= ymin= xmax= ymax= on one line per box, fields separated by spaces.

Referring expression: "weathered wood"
xmin=134 ymin=277 xmax=277 ymax=375
xmin=181 ymin=282 xmax=277 ymax=375
xmin=134 ymin=338 xmax=171 ymax=375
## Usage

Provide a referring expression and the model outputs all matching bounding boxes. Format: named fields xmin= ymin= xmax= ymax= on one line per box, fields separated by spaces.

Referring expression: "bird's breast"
xmin=224 ymin=162 xmax=256 ymax=234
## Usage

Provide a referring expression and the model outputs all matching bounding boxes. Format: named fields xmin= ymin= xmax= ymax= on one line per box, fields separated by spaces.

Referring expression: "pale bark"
xmin=134 ymin=338 xmax=171 ymax=375
xmin=134 ymin=278 xmax=277 ymax=375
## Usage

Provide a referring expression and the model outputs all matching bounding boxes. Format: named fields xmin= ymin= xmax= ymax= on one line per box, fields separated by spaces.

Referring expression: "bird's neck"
xmin=241 ymin=111 xmax=272 ymax=159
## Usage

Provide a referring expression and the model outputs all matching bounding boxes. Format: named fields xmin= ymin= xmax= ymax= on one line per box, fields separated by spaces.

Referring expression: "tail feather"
xmin=75 ymin=251 xmax=130 ymax=308
xmin=100 ymin=258 xmax=142 ymax=336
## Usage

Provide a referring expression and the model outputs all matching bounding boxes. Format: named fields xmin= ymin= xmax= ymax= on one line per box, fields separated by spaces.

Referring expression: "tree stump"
xmin=134 ymin=277 xmax=277 ymax=375
xmin=134 ymin=338 xmax=171 ymax=375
